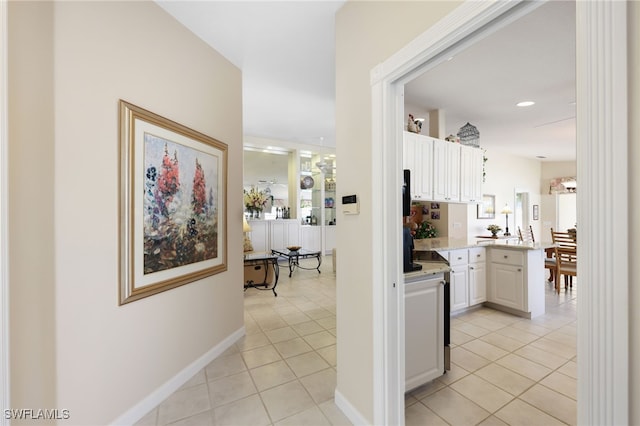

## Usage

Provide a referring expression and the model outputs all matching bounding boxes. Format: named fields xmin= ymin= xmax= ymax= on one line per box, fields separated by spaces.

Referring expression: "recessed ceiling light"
xmin=536 ymin=155 xmax=546 ymax=159
xmin=517 ymin=101 xmax=535 ymax=107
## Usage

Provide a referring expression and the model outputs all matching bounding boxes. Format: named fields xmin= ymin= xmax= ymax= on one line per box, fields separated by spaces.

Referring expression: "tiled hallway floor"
xmin=136 ymin=259 xmax=577 ymax=425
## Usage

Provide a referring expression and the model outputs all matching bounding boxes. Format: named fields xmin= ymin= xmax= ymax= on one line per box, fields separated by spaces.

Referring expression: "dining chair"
xmin=517 ymin=225 xmax=535 ymax=244
xmin=550 ymin=228 xmax=577 ymax=293
xmin=544 ymin=249 xmax=556 ymax=283
xmin=551 ymin=228 xmax=577 ymax=248
xmin=554 ymin=245 xmax=577 ymax=293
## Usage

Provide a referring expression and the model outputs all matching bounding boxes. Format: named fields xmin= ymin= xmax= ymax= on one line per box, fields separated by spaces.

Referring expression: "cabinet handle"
xmin=457 ymin=257 xmax=462 ymax=260
xmin=518 ymin=268 xmax=522 ymax=272
xmin=504 ymin=255 xmax=508 ymax=259
xmin=470 ymin=266 xmax=474 ymax=270
xmin=440 ymin=281 xmax=446 ymax=287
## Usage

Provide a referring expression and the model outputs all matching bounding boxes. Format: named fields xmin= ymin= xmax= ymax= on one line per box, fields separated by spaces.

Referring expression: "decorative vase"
xmin=254 ymin=209 xmax=261 ymax=219
xmin=491 ymin=232 xmax=498 ymax=238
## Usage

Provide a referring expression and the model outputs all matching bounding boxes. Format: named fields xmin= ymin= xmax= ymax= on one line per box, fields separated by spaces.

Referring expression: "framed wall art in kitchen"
xmin=477 ymin=194 xmax=495 ymax=219
xmin=119 ymin=100 xmax=228 ymax=305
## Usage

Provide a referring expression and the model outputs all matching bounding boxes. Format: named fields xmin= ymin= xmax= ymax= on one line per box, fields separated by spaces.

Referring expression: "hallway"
xmin=136 ymin=259 xmax=576 ymax=425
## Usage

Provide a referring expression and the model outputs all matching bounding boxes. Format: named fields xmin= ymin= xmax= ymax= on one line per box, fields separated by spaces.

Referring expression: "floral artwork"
xmin=119 ymin=100 xmax=227 ymax=304
xmin=143 ymin=137 xmax=220 ymax=275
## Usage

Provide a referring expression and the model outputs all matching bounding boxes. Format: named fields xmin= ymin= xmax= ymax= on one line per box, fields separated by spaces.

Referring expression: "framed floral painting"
xmin=119 ymin=100 xmax=227 ymax=304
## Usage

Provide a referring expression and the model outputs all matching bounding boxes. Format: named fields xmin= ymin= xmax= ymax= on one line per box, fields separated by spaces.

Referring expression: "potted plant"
xmin=487 ymin=224 xmax=502 ymax=238
xmin=414 ymin=221 xmax=438 ymax=239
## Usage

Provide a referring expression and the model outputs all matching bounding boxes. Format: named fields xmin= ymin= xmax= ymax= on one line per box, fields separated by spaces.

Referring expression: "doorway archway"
xmin=371 ymin=1 xmax=629 ymax=424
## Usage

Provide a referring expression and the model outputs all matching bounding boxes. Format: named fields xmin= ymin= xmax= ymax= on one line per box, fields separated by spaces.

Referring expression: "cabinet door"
xmin=300 ymin=226 xmax=322 ymax=252
xmin=403 ymin=132 xmax=424 ymax=200
xmin=449 ymin=267 xmax=468 ymax=312
xmin=490 ymin=263 xmax=524 ymax=311
xmin=405 ymin=277 xmax=444 ymax=391
xmin=471 ymin=147 xmax=483 ymax=202
xmin=432 ymin=139 xmax=460 ymax=202
xmin=403 ymin=132 xmax=417 ymax=199
xmin=286 ymin=221 xmax=301 ymax=247
xmin=469 ymin=262 xmax=487 ymax=305
xmin=415 ymin=136 xmax=433 ymax=200
xmin=270 ymin=220 xmax=300 ymax=250
xmin=248 ymin=220 xmax=269 ymax=253
xmin=460 ymin=145 xmax=481 ymax=203
xmin=269 ymin=221 xmax=287 ymax=250
xmin=446 ymin=143 xmax=461 ymax=202
xmin=432 ymin=139 xmax=448 ymax=201
xmin=323 ymin=225 xmax=336 ymax=255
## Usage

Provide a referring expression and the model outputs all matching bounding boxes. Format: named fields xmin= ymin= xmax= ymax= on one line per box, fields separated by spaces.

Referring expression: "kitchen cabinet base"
xmin=483 ymin=301 xmax=535 ymax=319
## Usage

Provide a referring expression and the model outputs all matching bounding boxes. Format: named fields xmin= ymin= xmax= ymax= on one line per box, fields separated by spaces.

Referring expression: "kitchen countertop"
xmin=413 ymin=237 xmax=553 ymax=252
xmin=404 ymin=260 xmax=451 ymax=281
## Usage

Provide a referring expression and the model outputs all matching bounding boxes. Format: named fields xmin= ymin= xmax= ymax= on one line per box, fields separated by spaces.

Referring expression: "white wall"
xmin=537 ymin=161 xmax=577 ymax=238
xmin=9 ymin=1 xmax=244 ymax=424
xmin=466 ymin=149 xmax=541 ymax=239
xmin=629 ymin=2 xmax=640 ymax=423
xmin=541 ymin=160 xmax=577 ymax=194
xmin=335 ymin=1 xmax=461 ymax=421
xmin=8 ymin=1 xmax=56 ymax=411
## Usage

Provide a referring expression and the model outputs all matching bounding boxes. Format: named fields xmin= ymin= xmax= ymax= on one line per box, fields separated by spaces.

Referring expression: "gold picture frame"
xmin=477 ymin=194 xmax=496 ymax=219
xmin=119 ymin=100 xmax=228 ymax=304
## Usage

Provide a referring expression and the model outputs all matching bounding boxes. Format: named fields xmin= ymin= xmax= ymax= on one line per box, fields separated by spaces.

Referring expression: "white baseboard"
xmin=334 ymin=388 xmax=369 ymax=425
xmin=112 ymin=326 xmax=245 ymax=425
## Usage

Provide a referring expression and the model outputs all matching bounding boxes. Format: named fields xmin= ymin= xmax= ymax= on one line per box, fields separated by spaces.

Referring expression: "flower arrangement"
xmin=414 ymin=221 xmax=438 ymax=239
xmin=487 ymin=224 xmax=502 ymax=236
xmin=244 ymin=187 xmax=268 ymax=212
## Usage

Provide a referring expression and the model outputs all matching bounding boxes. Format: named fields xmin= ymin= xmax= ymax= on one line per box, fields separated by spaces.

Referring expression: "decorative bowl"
xmin=287 ymin=246 xmax=302 ymax=252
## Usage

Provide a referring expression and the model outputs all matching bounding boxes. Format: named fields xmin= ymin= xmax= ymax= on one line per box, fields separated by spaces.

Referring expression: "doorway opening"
xmin=371 ymin=1 xmax=630 ymax=425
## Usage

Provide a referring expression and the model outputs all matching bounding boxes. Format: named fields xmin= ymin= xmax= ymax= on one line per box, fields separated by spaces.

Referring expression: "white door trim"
xmin=576 ymin=1 xmax=629 ymax=424
xmin=371 ymin=0 xmax=629 ymax=424
xmin=0 ymin=0 xmax=10 ymax=423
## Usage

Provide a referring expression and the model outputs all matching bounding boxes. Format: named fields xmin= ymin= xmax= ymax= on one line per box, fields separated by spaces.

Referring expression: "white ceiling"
xmin=158 ymin=0 xmax=576 ymax=161
xmin=157 ymin=0 xmax=345 ymax=148
xmin=405 ymin=1 xmax=576 ymax=162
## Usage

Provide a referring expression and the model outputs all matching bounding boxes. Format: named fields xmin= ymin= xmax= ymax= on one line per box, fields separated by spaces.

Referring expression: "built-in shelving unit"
xmin=244 ymin=140 xmax=336 ymax=255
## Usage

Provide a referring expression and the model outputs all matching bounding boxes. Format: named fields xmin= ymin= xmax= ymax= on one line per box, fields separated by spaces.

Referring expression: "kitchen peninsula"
xmin=414 ymin=237 xmax=547 ymax=318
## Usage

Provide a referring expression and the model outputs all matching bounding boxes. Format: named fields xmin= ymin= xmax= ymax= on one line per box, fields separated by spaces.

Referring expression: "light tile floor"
xmin=136 ymin=259 xmax=577 ymax=426
xmin=406 ymin=279 xmax=577 ymax=426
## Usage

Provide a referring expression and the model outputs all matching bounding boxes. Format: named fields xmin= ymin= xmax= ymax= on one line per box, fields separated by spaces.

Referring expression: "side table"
xmin=271 ymin=248 xmax=322 ymax=277
xmin=244 ymin=252 xmax=280 ymax=296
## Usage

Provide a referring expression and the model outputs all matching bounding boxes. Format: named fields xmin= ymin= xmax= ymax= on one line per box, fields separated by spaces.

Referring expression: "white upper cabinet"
xmin=460 ymin=144 xmax=483 ymax=203
xmin=402 ymin=132 xmax=433 ymax=200
xmin=432 ymin=138 xmax=460 ymax=202
xmin=404 ymin=131 xmax=482 ymax=204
